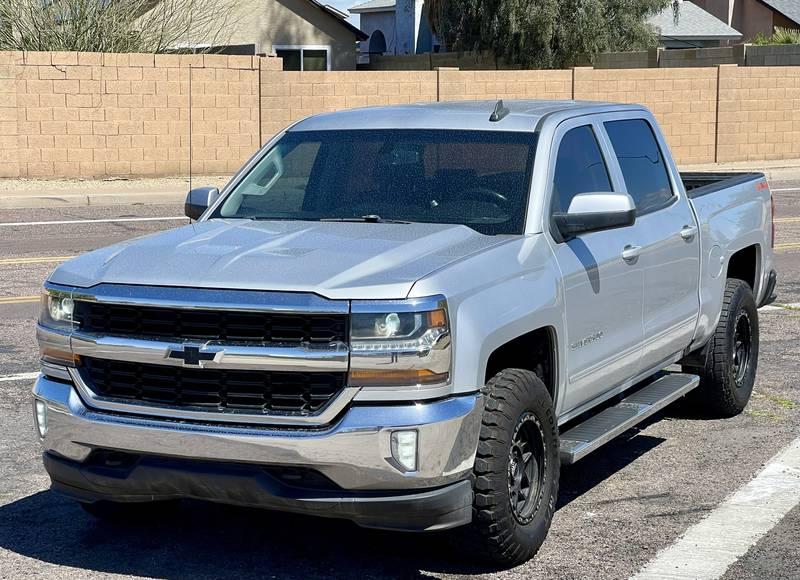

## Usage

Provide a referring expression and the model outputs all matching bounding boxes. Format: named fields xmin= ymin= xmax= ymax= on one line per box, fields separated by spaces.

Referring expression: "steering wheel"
xmin=458 ymin=186 xmax=509 ymax=208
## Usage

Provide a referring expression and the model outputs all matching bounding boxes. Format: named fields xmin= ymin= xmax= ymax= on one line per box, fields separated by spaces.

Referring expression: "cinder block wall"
xmin=2 ymin=51 xmax=800 ymax=178
xmin=2 ymin=51 xmax=277 ymax=178
xmin=0 ymin=53 xmax=18 ymax=178
xmin=658 ymin=46 xmax=745 ymax=69
xmin=437 ymin=69 xmax=572 ymax=101
xmin=594 ymin=51 xmax=651 ymax=70
xmin=716 ymin=65 xmax=800 ymax=162
xmin=746 ymin=45 xmax=800 ymax=67
xmin=573 ymin=68 xmax=718 ymax=164
xmin=260 ymin=70 xmax=437 ymax=138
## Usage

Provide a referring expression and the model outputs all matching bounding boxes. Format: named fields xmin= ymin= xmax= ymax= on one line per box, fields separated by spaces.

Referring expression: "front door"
xmin=547 ymin=121 xmax=645 ymax=415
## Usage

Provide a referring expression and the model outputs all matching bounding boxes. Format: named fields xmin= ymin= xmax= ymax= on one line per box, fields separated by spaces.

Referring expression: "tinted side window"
xmin=552 ymin=125 xmax=612 ymax=214
xmin=604 ymin=119 xmax=674 ymax=213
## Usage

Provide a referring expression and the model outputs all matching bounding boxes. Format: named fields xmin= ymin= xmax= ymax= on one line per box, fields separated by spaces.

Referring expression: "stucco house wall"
xmin=733 ymin=0 xmax=778 ymax=39
xmin=694 ymin=0 xmax=800 ymax=41
xmin=182 ymin=0 xmax=361 ymax=70
xmin=359 ymin=11 xmax=398 ymax=54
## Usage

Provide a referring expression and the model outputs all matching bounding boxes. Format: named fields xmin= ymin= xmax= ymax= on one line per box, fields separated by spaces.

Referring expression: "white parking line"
xmin=632 ymin=437 xmax=800 ymax=580
xmin=0 ymin=372 xmax=39 ymax=383
xmin=771 ymin=187 xmax=800 ymax=192
xmin=0 ymin=216 xmax=187 ymax=227
xmin=760 ymin=302 xmax=800 ymax=312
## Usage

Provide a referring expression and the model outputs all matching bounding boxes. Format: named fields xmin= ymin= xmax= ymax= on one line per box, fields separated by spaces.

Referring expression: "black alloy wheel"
xmin=507 ymin=412 xmax=546 ymax=525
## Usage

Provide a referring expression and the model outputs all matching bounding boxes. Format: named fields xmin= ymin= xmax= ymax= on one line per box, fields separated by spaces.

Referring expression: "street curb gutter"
xmin=0 ymin=191 xmax=186 ymax=210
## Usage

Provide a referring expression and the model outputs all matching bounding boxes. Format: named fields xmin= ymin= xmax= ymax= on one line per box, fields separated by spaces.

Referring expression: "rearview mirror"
xmin=554 ymin=192 xmax=635 ymax=239
xmin=185 ymin=187 xmax=220 ymax=220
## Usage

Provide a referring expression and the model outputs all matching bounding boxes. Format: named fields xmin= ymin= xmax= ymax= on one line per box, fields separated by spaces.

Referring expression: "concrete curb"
xmin=0 ymin=190 xmax=186 ymax=210
xmin=679 ymin=161 xmax=800 ymax=183
xmin=761 ymin=167 xmax=800 ymax=182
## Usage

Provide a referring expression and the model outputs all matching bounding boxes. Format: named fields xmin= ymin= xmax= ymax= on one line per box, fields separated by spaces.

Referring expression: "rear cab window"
xmin=603 ymin=119 xmax=675 ymax=215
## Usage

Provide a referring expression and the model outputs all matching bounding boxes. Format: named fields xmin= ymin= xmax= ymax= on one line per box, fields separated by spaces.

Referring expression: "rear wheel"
xmin=457 ymin=369 xmax=559 ymax=567
xmin=684 ymin=278 xmax=759 ymax=417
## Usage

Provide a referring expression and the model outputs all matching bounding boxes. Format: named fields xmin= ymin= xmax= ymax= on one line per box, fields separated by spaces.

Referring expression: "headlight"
xmin=349 ymin=296 xmax=451 ymax=388
xmin=39 ymin=290 xmax=75 ymax=330
xmin=38 ymin=288 xmax=79 ymax=366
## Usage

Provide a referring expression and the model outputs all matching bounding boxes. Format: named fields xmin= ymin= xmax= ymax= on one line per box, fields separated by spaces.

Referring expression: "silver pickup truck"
xmin=33 ymin=100 xmax=776 ymax=565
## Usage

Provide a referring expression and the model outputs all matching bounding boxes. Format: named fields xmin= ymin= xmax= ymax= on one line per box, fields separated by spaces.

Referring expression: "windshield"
xmin=213 ymin=129 xmax=537 ymax=235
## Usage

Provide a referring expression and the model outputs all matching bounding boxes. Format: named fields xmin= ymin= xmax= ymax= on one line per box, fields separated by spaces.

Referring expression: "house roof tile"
xmin=648 ymin=1 xmax=742 ymax=39
xmin=759 ymin=0 xmax=800 ymax=27
xmin=349 ymin=0 xmax=396 ymax=14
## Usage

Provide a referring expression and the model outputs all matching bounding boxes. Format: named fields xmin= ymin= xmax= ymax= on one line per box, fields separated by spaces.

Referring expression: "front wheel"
xmin=457 ymin=369 xmax=559 ymax=567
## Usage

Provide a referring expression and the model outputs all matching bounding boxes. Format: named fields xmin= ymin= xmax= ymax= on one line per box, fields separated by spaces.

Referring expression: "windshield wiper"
xmin=319 ymin=215 xmax=412 ymax=224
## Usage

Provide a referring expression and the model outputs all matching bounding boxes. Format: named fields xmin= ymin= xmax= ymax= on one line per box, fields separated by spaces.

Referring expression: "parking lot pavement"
xmin=722 ymin=505 xmax=800 ymax=580
xmin=0 ymin=190 xmax=798 ymax=579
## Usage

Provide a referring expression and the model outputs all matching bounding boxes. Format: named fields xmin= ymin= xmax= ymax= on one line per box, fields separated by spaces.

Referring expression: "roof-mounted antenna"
xmin=489 ymin=100 xmax=510 ymax=122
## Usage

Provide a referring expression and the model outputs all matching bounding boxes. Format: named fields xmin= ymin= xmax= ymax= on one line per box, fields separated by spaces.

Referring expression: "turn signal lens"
xmin=349 ymin=369 xmax=449 ymax=386
xmin=39 ymin=346 xmax=79 ymax=367
xmin=771 ymin=194 xmax=776 ymax=248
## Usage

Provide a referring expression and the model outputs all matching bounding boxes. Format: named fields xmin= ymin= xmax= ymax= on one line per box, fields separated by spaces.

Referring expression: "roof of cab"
xmin=289 ymin=100 xmax=646 ymax=133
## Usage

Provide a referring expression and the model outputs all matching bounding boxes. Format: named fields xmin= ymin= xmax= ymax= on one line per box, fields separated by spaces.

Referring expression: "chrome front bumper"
xmin=33 ymin=374 xmax=483 ymax=492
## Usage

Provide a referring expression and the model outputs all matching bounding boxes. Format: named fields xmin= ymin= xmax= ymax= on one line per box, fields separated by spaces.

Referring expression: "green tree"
xmin=0 ymin=0 xmax=238 ymax=53
xmin=428 ymin=0 xmax=676 ymax=69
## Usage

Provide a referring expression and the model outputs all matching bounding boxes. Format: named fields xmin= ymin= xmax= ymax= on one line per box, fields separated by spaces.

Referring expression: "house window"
xmin=368 ymin=30 xmax=387 ymax=54
xmin=274 ymin=46 xmax=331 ymax=71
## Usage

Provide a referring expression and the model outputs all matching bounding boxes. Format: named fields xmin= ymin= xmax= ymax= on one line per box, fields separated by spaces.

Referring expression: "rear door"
xmin=600 ymin=115 xmax=701 ymax=369
xmin=547 ymin=119 xmax=645 ymax=414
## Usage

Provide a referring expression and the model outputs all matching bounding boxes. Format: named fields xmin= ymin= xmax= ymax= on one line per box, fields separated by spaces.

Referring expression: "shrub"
xmin=751 ymin=27 xmax=800 ymax=46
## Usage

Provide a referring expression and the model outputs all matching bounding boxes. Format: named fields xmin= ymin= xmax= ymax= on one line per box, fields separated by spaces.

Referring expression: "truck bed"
xmin=683 ymin=170 xmax=773 ymax=350
xmin=680 ymin=172 xmax=765 ymax=198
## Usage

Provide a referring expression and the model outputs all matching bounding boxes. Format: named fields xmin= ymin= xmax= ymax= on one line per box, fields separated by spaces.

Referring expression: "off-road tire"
xmin=686 ymin=278 xmax=759 ymax=417
xmin=458 ymin=369 xmax=559 ymax=567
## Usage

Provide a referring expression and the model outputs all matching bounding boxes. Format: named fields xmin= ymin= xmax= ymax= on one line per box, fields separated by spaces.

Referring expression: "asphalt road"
xmin=0 ymin=186 xmax=798 ymax=579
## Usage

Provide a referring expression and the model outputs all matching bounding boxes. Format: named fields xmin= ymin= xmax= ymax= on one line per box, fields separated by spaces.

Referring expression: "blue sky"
xmin=326 ymin=0 xmax=361 ymax=26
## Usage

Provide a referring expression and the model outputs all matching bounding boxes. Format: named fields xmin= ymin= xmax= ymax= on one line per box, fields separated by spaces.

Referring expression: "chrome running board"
xmin=559 ymin=373 xmax=700 ymax=464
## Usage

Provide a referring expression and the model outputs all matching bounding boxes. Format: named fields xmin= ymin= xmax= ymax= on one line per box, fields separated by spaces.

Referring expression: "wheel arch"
xmin=483 ymin=326 xmax=560 ymax=408
xmin=726 ymin=243 xmax=760 ymax=291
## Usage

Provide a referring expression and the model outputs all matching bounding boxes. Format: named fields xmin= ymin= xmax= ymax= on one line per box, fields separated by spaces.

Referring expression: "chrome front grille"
xmin=73 ymin=301 xmax=348 ymax=344
xmin=80 ymin=358 xmax=346 ymax=415
xmin=50 ymin=283 xmax=354 ymax=425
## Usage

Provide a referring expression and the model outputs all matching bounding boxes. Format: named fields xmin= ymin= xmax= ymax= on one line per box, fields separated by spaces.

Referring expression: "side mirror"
xmin=185 ymin=187 xmax=220 ymax=220
xmin=554 ymin=192 xmax=636 ymax=239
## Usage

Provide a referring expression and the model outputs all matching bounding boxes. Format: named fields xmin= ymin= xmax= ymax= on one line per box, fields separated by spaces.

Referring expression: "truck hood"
xmin=49 ymin=219 xmax=512 ymax=299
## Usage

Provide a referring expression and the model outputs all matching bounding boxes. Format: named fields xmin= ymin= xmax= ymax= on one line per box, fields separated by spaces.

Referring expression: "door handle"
xmin=680 ymin=225 xmax=698 ymax=240
xmin=622 ymin=245 xmax=642 ymax=263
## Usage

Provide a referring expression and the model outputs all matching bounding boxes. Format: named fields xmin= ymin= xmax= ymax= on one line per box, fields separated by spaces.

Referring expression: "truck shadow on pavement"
xmin=0 ymin=431 xmax=667 ymax=578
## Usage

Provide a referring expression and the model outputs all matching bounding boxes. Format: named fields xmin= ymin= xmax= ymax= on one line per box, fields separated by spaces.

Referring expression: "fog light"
xmin=391 ymin=430 xmax=418 ymax=472
xmin=34 ymin=399 xmax=48 ymax=438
